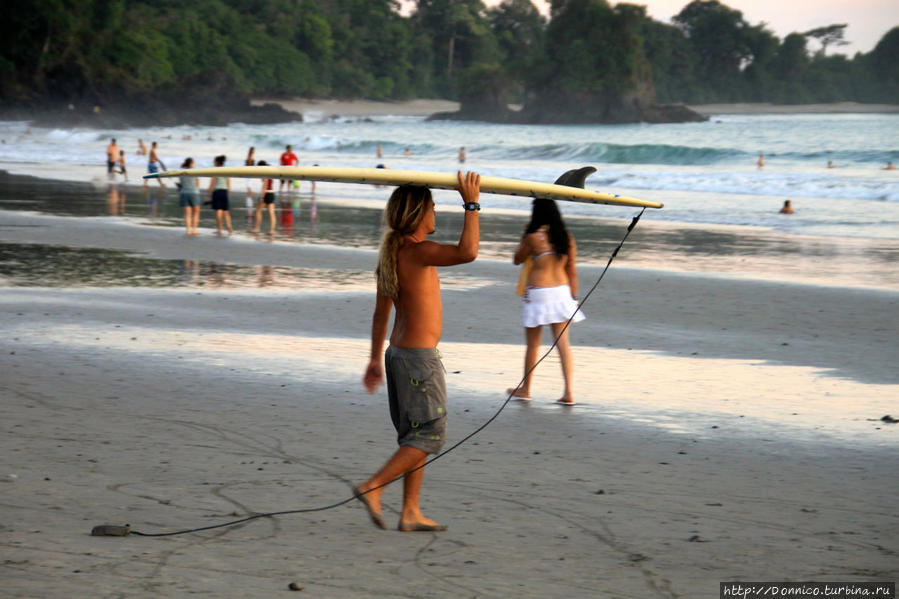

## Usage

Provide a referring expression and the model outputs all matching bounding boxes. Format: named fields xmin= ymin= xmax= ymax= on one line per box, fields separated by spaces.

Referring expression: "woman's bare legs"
xmin=508 ymin=326 xmax=542 ymax=399
xmin=550 ymin=321 xmax=574 ymax=403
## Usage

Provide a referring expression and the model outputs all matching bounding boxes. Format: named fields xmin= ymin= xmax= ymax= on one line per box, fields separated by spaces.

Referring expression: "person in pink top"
xmin=280 ymin=144 xmax=299 ymax=192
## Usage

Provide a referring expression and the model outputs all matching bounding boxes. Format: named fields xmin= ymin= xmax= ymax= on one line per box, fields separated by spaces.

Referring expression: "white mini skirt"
xmin=521 ymin=285 xmax=586 ymax=328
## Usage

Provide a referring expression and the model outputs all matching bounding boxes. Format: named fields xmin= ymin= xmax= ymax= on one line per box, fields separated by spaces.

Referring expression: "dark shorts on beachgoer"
xmin=385 ymin=346 xmax=447 ymax=454
xmin=179 ymin=191 xmax=198 ymax=208
xmin=107 ymin=160 xmax=116 ymax=174
xmin=263 ymin=192 xmax=275 ymax=205
xmin=147 ymin=161 xmax=159 ymax=174
xmin=212 ymin=189 xmax=229 ymax=211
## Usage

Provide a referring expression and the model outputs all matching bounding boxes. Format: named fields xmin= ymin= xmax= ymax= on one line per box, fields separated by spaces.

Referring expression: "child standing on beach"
xmin=117 ymin=150 xmax=127 ymax=180
xmin=252 ymin=160 xmax=277 ymax=235
xmin=356 ymin=171 xmax=481 ymax=532
xmin=208 ymin=155 xmax=233 ymax=236
xmin=179 ymin=158 xmax=200 ymax=235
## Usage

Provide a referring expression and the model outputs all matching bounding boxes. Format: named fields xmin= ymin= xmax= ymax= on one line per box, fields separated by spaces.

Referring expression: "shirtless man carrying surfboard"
xmin=356 ymin=171 xmax=481 ymax=532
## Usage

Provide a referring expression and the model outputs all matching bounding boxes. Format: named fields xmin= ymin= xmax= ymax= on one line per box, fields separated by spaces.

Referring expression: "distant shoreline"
xmin=253 ymin=97 xmax=899 ymax=118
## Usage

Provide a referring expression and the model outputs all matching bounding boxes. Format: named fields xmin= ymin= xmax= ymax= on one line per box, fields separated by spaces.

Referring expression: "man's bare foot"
xmin=506 ymin=387 xmax=530 ymax=401
xmin=555 ymin=397 xmax=576 ymax=406
xmin=398 ymin=516 xmax=447 ymax=532
xmin=353 ymin=485 xmax=386 ymax=530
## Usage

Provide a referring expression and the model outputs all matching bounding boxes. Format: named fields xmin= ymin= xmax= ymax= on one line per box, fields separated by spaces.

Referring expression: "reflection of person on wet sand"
xmin=252 ymin=160 xmax=276 ymax=235
xmin=356 ymin=171 xmax=481 ymax=533
xmin=779 ymin=200 xmax=794 ymax=214
xmin=106 ymin=183 xmax=125 ymax=215
xmin=258 ymin=265 xmax=274 ymax=287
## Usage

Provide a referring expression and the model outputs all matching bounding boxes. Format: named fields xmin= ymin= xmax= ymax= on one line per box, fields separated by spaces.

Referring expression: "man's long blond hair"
xmin=376 ymin=184 xmax=432 ymax=299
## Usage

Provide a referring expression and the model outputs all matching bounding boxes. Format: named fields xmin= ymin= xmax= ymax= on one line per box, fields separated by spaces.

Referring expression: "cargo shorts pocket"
xmin=404 ymin=362 xmax=445 ymax=427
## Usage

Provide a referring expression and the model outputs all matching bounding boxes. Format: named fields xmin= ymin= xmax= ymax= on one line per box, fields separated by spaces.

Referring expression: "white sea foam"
xmin=1 ymin=114 xmax=897 ymax=239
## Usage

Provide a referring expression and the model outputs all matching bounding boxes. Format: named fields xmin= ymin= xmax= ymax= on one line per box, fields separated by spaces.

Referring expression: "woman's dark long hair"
xmin=525 ymin=198 xmax=570 ymax=255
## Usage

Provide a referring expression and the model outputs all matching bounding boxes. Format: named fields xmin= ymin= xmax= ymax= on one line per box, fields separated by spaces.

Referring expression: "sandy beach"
xmin=1 ymin=175 xmax=897 ymax=597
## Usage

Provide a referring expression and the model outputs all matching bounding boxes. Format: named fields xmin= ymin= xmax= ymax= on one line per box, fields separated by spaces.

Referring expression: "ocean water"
xmin=1 ymin=111 xmax=897 ymax=287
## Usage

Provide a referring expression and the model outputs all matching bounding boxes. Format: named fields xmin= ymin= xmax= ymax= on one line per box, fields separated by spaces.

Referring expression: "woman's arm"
xmin=566 ymin=235 xmax=579 ymax=298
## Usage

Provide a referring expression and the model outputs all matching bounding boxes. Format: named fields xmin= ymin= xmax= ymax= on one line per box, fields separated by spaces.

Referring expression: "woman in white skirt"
xmin=509 ymin=198 xmax=584 ymax=405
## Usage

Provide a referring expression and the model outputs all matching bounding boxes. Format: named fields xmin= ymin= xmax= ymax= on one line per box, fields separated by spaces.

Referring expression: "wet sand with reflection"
xmin=1 ymin=171 xmax=897 ymax=597
xmin=3 ymin=170 xmax=898 ymax=290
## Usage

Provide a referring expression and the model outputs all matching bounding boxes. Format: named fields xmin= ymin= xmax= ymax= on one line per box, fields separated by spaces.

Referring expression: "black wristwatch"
xmin=463 ymin=202 xmax=481 ymax=211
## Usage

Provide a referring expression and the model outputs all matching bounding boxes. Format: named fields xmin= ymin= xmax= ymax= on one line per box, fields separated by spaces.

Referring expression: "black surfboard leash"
xmin=108 ymin=208 xmax=646 ymax=538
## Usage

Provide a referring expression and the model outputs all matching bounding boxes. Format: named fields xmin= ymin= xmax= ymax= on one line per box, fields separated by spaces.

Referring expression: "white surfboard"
xmin=145 ymin=166 xmax=662 ymax=209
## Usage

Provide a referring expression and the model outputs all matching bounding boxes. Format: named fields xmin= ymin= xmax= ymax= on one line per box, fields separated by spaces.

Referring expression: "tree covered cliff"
xmin=1 ymin=0 xmax=896 ymax=123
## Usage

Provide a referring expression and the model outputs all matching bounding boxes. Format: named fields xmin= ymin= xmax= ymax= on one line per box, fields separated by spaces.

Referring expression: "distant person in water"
xmin=377 ymin=143 xmax=383 ymax=158
xmin=106 ymin=139 xmax=119 ymax=178
xmin=280 ymin=144 xmax=299 ymax=192
xmin=252 ymin=160 xmax=277 ymax=235
xmin=208 ymin=155 xmax=233 ymax=235
xmin=404 ymin=147 xmax=412 ymax=157
xmin=117 ymin=150 xmax=127 ymax=180
xmin=146 ymin=142 xmax=165 ymax=187
xmin=884 ymin=161 xmax=896 ymax=171
xmin=179 ymin=157 xmax=200 ymax=235
xmin=827 ymin=160 xmax=835 ymax=169
xmin=137 ymin=139 xmax=148 ymax=156
xmin=757 ymin=154 xmax=765 ymax=169
xmin=458 ymin=146 xmax=466 ymax=163
xmin=779 ymin=200 xmax=794 ymax=214
xmin=357 ymin=172 xmax=481 ymax=533
xmin=510 ymin=198 xmax=584 ymax=406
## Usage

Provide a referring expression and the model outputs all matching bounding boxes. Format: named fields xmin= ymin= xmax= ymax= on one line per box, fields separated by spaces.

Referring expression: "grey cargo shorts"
xmin=385 ymin=346 xmax=447 ymax=454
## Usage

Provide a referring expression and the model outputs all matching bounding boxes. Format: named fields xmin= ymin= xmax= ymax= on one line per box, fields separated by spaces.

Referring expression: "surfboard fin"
xmin=553 ymin=167 xmax=596 ymax=189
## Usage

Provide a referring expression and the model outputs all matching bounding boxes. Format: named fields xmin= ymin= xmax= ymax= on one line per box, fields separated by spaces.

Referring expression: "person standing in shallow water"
xmin=146 ymin=141 xmax=166 ymax=188
xmin=356 ymin=171 xmax=481 ymax=532
xmin=178 ymin=157 xmax=200 ymax=235
xmin=509 ymin=198 xmax=584 ymax=405
xmin=208 ymin=155 xmax=233 ymax=235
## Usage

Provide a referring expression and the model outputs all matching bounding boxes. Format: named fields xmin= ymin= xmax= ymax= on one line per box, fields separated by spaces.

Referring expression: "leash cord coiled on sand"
xmin=128 ymin=209 xmax=645 ymax=537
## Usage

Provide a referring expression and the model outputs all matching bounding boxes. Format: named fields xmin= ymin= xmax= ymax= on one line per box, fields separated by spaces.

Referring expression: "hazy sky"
xmin=400 ymin=1 xmax=896 ymax=55
xmin=598 ymin=0 xmax=897 ymax=55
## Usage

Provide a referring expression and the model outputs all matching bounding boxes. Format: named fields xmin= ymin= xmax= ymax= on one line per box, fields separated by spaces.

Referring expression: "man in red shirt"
xmin=280 ymin=144 xmax=299 ymax=192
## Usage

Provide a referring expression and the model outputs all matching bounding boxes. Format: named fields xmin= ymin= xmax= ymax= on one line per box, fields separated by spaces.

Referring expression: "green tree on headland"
xmin=0 ymin=0 xmax=896 ymax=123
